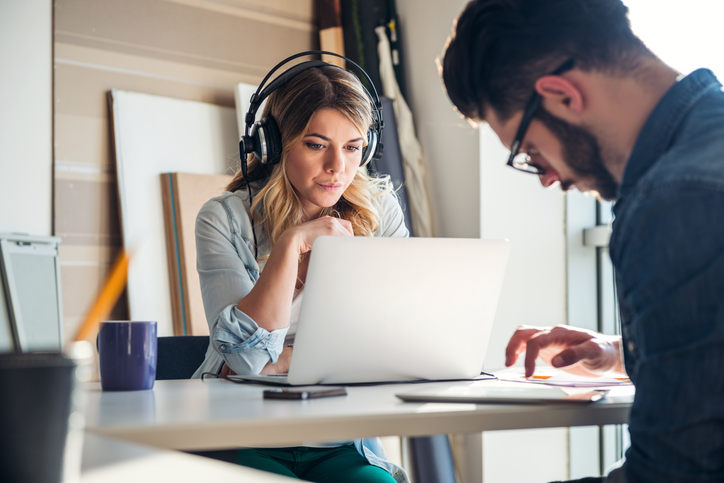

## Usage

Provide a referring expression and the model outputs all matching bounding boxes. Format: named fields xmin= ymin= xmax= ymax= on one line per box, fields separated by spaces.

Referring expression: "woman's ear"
xmin=535 ymin=74 xmax=584 ymax=121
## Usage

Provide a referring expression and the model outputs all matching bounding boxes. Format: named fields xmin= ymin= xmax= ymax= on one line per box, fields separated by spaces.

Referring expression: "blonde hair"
xmin=227 ymin=65 xmax=392 ymax=260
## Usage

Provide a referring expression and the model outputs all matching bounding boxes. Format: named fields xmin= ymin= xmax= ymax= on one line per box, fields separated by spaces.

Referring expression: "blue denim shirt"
xmin=191 ymin=188 xmax=409 ymax=482
xmin=610 ymin=69 xmax=724 ymax=482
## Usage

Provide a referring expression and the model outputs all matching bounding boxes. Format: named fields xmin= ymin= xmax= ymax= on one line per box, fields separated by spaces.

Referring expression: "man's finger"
xmin=522 ymin=330 xmax=566 ymax=377
xmin=523 ymin=333 xmax=549 ymax=377
xmin=505 ymin=326 xmax=542 ymax=366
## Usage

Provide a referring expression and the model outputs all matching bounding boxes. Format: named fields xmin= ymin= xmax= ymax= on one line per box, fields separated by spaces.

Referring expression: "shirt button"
xmin=219 ymin=344 xmax=227 ymax=351
xmin=628 ymin=340 xmax=636 ymax=352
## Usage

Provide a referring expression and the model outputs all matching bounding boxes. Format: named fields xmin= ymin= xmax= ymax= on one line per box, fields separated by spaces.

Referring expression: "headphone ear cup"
xmin=361 ymin=130 xmax=378 ymax=166
xmin=251 ymin=116 xmax=283 ymax=165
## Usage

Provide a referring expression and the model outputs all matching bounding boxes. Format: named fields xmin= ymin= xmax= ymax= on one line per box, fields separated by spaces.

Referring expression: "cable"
xmin=200 ymin=371 xmax=498 ymax=387
xmin=240 ymin=156 xmax=259 ymax=260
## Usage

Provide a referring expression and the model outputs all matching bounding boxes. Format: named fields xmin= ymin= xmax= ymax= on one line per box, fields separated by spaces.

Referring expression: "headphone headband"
xmin=244 ymin=50 xmax=384 ymax=138
xmin=238 ymin=51 xmax=385 ymax=260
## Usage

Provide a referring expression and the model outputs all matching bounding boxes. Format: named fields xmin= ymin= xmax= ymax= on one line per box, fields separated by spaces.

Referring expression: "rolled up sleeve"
xmin=212 ymin=305 xmax=288 ymax=374
xmin=196 ymin=195 xmax=286 ymax=375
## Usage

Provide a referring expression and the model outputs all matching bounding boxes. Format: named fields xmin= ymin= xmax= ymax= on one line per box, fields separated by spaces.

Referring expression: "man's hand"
xmin=505 ymin=325 xmax=625 ymax=378
xmin=260 ymin=346 xmax=293 ymax=375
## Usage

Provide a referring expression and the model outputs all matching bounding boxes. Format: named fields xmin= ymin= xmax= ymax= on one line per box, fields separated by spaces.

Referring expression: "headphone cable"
xmin=241 ymin=157 xmax=259 ymax=260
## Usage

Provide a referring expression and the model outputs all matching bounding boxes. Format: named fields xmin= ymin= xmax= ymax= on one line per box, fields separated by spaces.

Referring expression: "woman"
xmin=192 ymin=58 xmax=409 ymax=483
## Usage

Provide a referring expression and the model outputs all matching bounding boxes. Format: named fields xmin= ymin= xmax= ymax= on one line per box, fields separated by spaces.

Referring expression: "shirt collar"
xmin=618 ymin=68 xmax=722 ymax=198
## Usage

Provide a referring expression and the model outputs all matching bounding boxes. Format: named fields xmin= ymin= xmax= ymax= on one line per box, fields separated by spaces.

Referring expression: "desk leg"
xmin=407 ymin=435 xmax=458 ymax=482
xmin=450 ymin=433 xmax=483 ymax=483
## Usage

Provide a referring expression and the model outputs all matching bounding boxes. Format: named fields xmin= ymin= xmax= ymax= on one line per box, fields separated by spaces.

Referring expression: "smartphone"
xmin=263 ymin=387 xmax=347 ymax=400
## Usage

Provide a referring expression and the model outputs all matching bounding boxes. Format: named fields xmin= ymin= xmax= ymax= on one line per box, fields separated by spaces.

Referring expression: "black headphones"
xmin=239 ymin=51 xmax=384 ymax=259
xmin=238 ymin=50 xmax=385 ymax=171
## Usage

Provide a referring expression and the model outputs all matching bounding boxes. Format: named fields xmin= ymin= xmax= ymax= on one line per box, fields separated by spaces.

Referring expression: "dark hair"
xmin=441 ymin=0 xmax=654 ymax=122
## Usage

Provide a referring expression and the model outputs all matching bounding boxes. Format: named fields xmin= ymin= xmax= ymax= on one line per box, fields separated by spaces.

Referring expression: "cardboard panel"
xmin=234 ymin=82 xmax=261 ymax=139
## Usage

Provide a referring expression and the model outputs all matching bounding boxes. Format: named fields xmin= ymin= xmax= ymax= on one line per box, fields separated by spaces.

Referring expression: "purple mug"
xmin=98 ymin=321 xmax=157 ymax=391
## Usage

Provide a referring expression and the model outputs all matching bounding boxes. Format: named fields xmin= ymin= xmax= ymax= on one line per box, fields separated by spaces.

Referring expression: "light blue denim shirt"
xmin=609 ymin=69 xmax=724 ymax=482
xmin=191 ymin=187 xmax=409 ymax=482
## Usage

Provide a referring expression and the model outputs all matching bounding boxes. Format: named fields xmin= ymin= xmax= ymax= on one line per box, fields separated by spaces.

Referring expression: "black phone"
xmin=263 ymin=387 xmax=347 ymax=400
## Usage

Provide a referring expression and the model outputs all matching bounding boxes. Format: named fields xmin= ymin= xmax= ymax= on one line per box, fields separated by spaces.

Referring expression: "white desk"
xmin=83 ymin=379 xmax=633 ymax=451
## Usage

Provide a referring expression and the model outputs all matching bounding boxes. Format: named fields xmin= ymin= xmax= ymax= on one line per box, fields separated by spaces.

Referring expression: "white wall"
xmin=395 ymin=0 xmax=568 ymax=368
xmin=396 ymin=0 xmax=480 ymax=238
xmin=395 ymin=1 xmax=571 ymax=480
xmin=478 ymin=125 xmax=570 ymax=483
xmin=478 ymin=126 xmax=567 ymax=370
xmin=0 ymin=0 xmax=53 ymax=236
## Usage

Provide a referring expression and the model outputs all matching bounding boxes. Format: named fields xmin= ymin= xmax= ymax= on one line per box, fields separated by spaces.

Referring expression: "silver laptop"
xmin=234 ymin=236 xmax=510 ymax=386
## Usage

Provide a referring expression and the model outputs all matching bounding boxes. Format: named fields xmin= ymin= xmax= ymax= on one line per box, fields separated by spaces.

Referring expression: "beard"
xmin=534 ymin=108 xmax=619 ymax=201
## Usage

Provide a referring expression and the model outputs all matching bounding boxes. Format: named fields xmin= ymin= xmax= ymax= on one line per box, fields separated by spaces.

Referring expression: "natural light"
xmin=625 ymin=0 xmax=724 ymax=79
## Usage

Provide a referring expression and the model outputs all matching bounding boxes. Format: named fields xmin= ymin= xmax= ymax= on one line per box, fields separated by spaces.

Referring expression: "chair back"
xmin=156 ymin=336 xmax=209 ymax=380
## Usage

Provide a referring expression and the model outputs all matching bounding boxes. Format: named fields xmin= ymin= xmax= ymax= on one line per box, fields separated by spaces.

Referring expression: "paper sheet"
xmin=495 ymin=368 xmax=632 ymax=388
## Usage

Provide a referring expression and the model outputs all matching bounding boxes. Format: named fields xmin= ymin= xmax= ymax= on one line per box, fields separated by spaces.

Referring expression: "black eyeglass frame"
xmin=506 ymin=59 xmax=576 ymax=175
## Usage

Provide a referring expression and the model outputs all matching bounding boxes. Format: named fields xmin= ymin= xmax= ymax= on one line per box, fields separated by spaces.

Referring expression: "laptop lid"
xmin=282 ymin=236 xmax=509 ymax=385
xmin=395 ymin=382 xmax=606 ymax=404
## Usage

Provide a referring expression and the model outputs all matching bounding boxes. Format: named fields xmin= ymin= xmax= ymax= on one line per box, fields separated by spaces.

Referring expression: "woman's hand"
xmin=236 ymin=216 xmax=353 ymax=333
xmin=260 ymin=347 xmax=293 ymax=375
xmin=505 ymin=325 xmax=625 ymax=378
xmin=280 ymin=216 xmax=354 ymax=255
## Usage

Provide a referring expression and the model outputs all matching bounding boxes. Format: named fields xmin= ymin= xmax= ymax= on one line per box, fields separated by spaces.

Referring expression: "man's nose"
xmin=539 ymin=170 xmax=560 ymax=188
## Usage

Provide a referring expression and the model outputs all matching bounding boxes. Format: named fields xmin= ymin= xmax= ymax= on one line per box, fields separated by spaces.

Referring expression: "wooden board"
xmin=111 ymin=89 xmax=237 ymax=336
xmin=318 ymin=0 xmax=345 ymax=67
xmin=161 ymin=173 xmax=232 ymax=336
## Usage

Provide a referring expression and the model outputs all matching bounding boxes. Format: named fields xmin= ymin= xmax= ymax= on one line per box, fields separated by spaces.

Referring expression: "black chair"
xmin=155 ymin=335 xmax=209 ymax=380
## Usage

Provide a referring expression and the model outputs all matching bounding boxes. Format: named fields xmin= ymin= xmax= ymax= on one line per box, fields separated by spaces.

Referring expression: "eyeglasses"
xmin=507 ymin=59 xmax=576 ymax=175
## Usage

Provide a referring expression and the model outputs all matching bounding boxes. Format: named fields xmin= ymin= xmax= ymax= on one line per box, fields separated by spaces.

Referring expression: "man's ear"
xmin=534 ymin=75 xmax=584 ymax=120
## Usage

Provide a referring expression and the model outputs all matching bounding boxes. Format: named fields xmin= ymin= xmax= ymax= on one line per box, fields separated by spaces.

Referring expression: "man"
xmin=441 ymin=1 xmax=724 ymax=482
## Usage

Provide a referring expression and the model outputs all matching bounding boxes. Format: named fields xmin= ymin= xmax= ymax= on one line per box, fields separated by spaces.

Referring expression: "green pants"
xmin=236 ymin=445 xmax=396 ymax=482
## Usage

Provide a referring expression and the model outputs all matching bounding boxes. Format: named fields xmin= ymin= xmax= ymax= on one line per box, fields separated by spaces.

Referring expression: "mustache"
xmin=560 ymin=180 xmax=574 ymax=192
